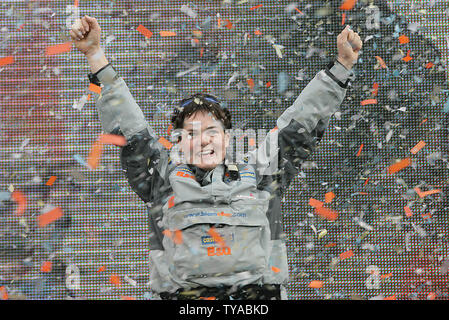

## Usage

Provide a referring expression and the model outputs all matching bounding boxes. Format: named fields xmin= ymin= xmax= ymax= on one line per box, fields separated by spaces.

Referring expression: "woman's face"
xmin=178 ymin=111 xmax=230 ymax=170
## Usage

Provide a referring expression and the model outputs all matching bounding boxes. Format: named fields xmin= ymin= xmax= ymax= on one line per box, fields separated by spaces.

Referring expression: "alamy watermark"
xmin=168 ymin=126 xmax=280 ymax=173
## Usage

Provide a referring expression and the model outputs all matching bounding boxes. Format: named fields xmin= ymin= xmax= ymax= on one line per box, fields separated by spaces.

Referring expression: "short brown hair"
xmin=171 ymin=93 xmax=232 ymax=130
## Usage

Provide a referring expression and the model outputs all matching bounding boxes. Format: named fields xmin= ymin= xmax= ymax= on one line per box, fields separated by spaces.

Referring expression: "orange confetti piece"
xmin=162 ymin=229 xmax=172 ymax=238
xmin=356 ymin=144 xmax=364 ymax=157
xmin=398 ymin=35 xmax=409 ymax=44
xmin=384 ymin=295 xmax=396 ymax=300
xmin=372 ymin=83 xmax=379 ymax=96
xmin=87 ymin=141 xmax=103 ymax=169
xmin=425 ymin=62 xmax=434 ymax=69
xmin=270 ymin=126 xmax=278 ymax=133
xmin=88 ymin=83 xmax=101 ymax=94
xmin=208 ymin=227 xmax=226 ymax=247
xmin=381 ymin=273 xmax=393 ymax=279
xmin=45 ymin=42 xmax=71 ymax=55
xmin=158 ymin=137 xmax=173 ymax=149
xmin=387 ymin=158 xmax=411 ymax=174
xmin=110 ymin=274 xmax=121 ymax=287
xmin=402 ymin=50 xmax=413 ymax=62
xmin=249 ymin=138 xmax=255 ymax=147
xmin=224 ymin=19 xmax=234 ymax=29
xmin=325 ymin=192 xmax=335 ymax=203
xmin=294 ymin=8 xmax=304 ymax=14
xmin=250 ymin=4 xmax=263 ymax=10
xmin=419 ymin=118 xmax=427 ymax=126
xmin=40 ymin=261 xmax=52 ymax=273
xmin=192 ymin=30 xmax=202 ymax=37
xmin=414 ymin=187 xmax=441 ymax=198
xmin=271 ymin=266 xmax=280 ymax=273
xmin=341 ymin=13 xmax=346 ymax=25
xmin=339 ymin=250 xmax=354 ymax=260
xmin=254 ymin=29 xmax=262 ymax=36
xmin=265 ymin=81 xmax=271 ymax=87
xmin=410 ymin=141 xmax=426 ymax=154
xmin=247 ymin=78 xmax=255 ymax=90
xmin=98 ymin=134 xmax=127 ymax=146
xmin=167 ymin=123 xmax=173 ymax=135
xmin=404 ymin=206 xmax=413 ymax=217
xmin=374 ymin=56 xmax=387 ymax=69
xmin=74 ymin=0 xmax=79 ymax=7
xmin=315 ymin=206 xmax=338 ymax=221
xmin=137 ymin=25 xmax=153 ymax=38
xmin=325 ymin=243 xmax=336 ymax=248
xmin=38 ymin=207 xmax=63 ymax=227
xmin=11 ymin=190 xmax=26 ymax=216
xmin=200 ymin=296 xmax=216 ymax=300
xmin=120 ymin=296 xmax=136 ymax=300
xmin=309 ymin=280 xmax=323 ymax=289
xmin=46 ymin=176 xmax=57 ymax=186
xmin=160 ymin=31 xmax=176 ymax=37
xmin=340 ymin=0 xmax=357 ymax=10
xmin=200 ymin=47 xmax=204 ymax=57
xmin=167 ymin=195 xmax=175 ymax=209
xmin=173 ymin=230 xmax=183 ymax=245
xmin=97 ymin=265 xmax=106 ymax=273
xmin=422 ymin=213 xmax=431 ymax=220
xmin=0 ymin=286 xmax=8 ymax=300
xmin=361 ymin=99 xmax=378 ymax=106
xmin=0 ymin=56 xmax=14 ymax=67
xmin=309 ymin=198 xmax=324 ymax=208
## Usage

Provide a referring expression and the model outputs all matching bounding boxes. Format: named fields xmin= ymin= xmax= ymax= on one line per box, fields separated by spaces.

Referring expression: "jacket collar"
xmin=187 ymin=163 xmax=227 ymax=185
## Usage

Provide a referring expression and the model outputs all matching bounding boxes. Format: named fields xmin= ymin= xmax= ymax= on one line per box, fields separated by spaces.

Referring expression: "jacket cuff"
xmin=96 ymin=64 xmax=119 ymax=86
xmin=326 ymin=61 xmax=355 ymax=88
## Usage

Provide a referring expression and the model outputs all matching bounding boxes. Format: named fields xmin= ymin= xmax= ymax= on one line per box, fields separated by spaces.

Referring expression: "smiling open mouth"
xmin=199 ymin=149 xmax=214 ymax=157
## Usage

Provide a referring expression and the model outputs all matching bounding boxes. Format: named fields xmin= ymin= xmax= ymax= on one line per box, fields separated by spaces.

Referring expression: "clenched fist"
xmin=70 ymin=15 xmax=101 ymax=57
xmin=336 ymin=25 xmax=363 ymax=70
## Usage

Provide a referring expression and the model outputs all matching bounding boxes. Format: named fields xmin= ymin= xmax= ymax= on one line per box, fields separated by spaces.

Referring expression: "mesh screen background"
xmin=0 ymin=0 xmax=448 ymax=300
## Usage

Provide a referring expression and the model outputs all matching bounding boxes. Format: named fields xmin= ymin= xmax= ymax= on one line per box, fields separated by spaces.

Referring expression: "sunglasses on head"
xmin=179 ymin=94 xmax=220 ymax=109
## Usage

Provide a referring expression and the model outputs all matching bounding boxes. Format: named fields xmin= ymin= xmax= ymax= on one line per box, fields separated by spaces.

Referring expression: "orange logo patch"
xmin=176 ymin=171 xmax=196 ymax=180
xmin=207 ymin=246 xmax=231 ymax=256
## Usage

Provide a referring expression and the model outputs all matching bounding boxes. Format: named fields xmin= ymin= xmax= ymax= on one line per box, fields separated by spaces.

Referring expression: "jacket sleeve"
xmin=251 ymin=62 xmax=355 ymax=189
xmin=95 ymin=65 xmax=171 ymax=203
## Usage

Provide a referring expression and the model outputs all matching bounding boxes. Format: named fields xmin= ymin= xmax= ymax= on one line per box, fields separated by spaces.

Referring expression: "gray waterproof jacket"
xmin=94 ymin=61 xmax=354 ymax=293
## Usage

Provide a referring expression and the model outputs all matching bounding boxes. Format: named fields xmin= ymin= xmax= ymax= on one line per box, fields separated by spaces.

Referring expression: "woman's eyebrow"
xmin=186 ymin=125 xmax=219 ymax=132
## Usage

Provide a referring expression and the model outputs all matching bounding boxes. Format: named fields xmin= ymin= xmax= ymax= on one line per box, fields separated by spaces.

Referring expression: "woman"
xmin=70 ymin=15 xmax=361 ymax=300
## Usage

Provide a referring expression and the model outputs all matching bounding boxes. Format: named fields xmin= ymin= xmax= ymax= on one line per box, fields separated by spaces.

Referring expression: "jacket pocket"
xmin=163 ymin=223 xmax=268 ymax=280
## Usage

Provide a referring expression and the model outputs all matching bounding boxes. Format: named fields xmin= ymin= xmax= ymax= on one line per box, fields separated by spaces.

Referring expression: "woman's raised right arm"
xmin=70 ymin=15 xmax=151 ymax=139
xmin=70 ymin=16 xmax=172 ymax=203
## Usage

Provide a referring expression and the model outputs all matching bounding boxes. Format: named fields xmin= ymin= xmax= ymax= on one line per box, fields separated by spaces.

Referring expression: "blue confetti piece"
xmin=73 ymin=154 xmax=89 ymax=168
xmin=277 ymin=72 xmax=290 ymax=94
xmin=444 ymin=97 xmax=449 ymax=113
xmin=0 ymin=191 xmax=11 ymax=201
xmin=202 ymin=16 xmax=211 ymax=28
xmin=63 ymin=247 xmax=73 ymax=253
xmin=41 ymin=241 xmax=53 ymax=252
